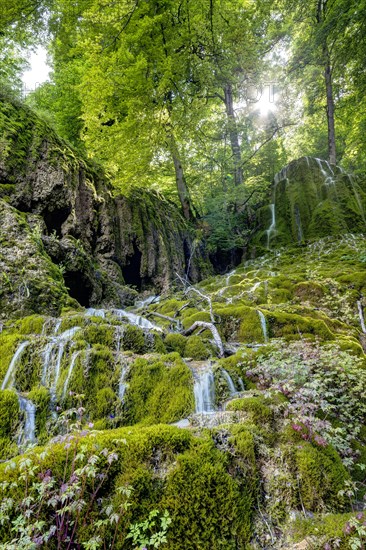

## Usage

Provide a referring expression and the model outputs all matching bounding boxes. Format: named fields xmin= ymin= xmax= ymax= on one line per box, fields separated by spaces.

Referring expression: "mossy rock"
xmin=165 ymin=333 xmax=187 ymax=355
xmin=184 ymin=336 xmax=210 ymax=360
xmin=226 ymin=396 xmax=273 ymax=425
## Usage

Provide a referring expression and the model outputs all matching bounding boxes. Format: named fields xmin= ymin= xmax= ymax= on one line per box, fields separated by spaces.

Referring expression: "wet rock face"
xmin=0 ymin=201 xmax=69 ymax=319
xmin=0 ymin=94 xmax=211 ymax=312
xmin=256 ymin=156 xmax=366 ymax=250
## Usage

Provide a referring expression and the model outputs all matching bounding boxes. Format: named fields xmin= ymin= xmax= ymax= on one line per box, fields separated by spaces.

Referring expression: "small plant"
xmin=126 ymin=509 xmax=172 ymax=549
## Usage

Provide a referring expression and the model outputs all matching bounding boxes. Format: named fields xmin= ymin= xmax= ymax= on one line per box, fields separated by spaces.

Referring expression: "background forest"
xmin=2 ymin=0 xmax=366 ymax=258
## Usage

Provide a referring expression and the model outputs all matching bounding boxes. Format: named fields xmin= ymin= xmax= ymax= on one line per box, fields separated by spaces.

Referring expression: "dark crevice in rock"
xmin=43 ymin=206 xmax=71 ymax=238
xmin=121 ymin=240 xmax=142 ymax=291
xmin=63 ymin=270 xmax=93 ymax=307
xmin=210 ymin=248 xmax=243 ymax=275
xmin=183 ymin=238 xmax=192 ymax=282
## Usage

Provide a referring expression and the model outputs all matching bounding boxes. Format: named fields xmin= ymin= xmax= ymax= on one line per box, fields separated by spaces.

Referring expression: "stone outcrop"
xmin=0 ymin=93 xmax=211 ymax=314
xmin=256 ymin=156 xmax=366 ymax=250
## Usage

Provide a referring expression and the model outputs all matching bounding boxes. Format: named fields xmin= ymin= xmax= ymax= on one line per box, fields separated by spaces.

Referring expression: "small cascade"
xmin=274 ymin=166 xmax=289 ymax=185
xmin=192 ymin=365 xmax=216 ymax=414
xmin=135 ymin=295 xmax=160 ymax=309
xmin=238 ymin=378 xmax=245 ymax=391
xmin=266 ymin=204 xmax=276 ymax=249
xmin=115 ymin=325 xmax=125 ymax=353
xmin=62 ymin=351 xmax=81 ymax=400
xmin=357 ymin=301 xmax=366 ymax=334
xmin=118 ymin=362 xmax=129 ymax=402
xmin=41 ymin=327 xmax=81 ymax=393
xmin=112 ymin=309 xmax=162 ymax=331
xmin=18 ymin=396 xmax=36 ymax=447
xmin=248 ymin=281 xmax=262 ymax=293
xmin=221 ymin=369 xmax=238 ymax=397
xmin=257 ymin=311 xmax=268 ymax=343
xmin=1 ymin=341 xmax=30 ymax=390
xmin=226 ymin=270 xmax=236 ymax=286
xmin=86 ymin=308 xmax=105 ymax=318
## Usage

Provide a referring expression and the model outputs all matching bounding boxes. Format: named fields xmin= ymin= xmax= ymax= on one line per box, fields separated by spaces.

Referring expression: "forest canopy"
xmin=2 ymin=0 xmax=366 ymax=246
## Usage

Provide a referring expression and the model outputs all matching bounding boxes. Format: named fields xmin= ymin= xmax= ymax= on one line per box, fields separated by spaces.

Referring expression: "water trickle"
xmin=357 ymin=301 xmax=366 ymax=334
xmin=119 ymin=362 xmax=129 ymax=402
xmin=266 ymin=204 xmax=276 ymax=249
xmin=1 ymin=341 xmax=30 ymax=390
xmin=62 ymin=351 xmax=81 ymax=400
xmin=135 ymin=295 xmax=160 ymax=309
xmin=18 ymin=396 xmax=36 ymax=447
xmin=41 ymin=327 xmax=81 ymax=392
xmin=257 ymin=311 xmax=268 ymax=343
xmin=192 ymin=365 xmax=216 ymax=414
xmin=238 ymin=378 xmax=245 ymax=391
xmin=221 ymin=369 xmax=238 ymax=397
xmin=86 ymin=308 xmax=105 ymax=318
xmin=115 ymin=325 xmax=125 ymax=353
xmin=112 ymin=309 xmax=162 ymax=331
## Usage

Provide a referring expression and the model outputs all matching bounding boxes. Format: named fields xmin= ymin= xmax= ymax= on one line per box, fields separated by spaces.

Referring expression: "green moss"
xmin=0 ymin=332 xmax=21 ymax=382
xmin=165 ymin=333 xmax=187 ymax=355
xmin=184 ymin=336 xmax=210 ymax=360
xmin=291 ymin=512 xmax=354 ymax=548
xmin=0 ymin=389 xmax=19 ymax=459
xmin=267 ymin=310 xmax=334 ymax=341
xmin=14 ymin=315 xmax=45 ymax=335
xmin=226 ymin=396 xmax=272 ymax=425
xmin=295 ymin=442 xmax=349 ymax=511
xmin=95 ymin=387 xmax=117 ymax=418
xmin=122 ymin=325 xmax=146 ymax=354
xmin=82 ymin=324 xmax=115 ymax=347
xmin=124 ymin=355 xmax=194 ymax=425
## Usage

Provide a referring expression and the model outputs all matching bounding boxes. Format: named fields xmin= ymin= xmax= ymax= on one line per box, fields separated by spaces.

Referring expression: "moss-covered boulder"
xmin=256 ymin=157 xmax=366 ymax=249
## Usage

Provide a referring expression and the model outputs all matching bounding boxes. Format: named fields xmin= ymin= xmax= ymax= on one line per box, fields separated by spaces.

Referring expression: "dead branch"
xmin=182 ymin=321 xmax=224 ymax=358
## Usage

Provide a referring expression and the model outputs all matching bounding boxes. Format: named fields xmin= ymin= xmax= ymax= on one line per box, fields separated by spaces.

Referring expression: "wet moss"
xmin=165 ymin=333 xmax=187 ymax=355
xmin=184 ymin=336 xmax=210 ymax=360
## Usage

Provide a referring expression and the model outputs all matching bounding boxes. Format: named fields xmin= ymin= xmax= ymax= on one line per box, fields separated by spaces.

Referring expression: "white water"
xmin=266 ymin=204 xmax=276 ymax=249
xmin=119 ymin=363 xmax=129 ymax=401
xmin=18 ymin=396 xmax=36 ymax=446
xmin=41 ymin=327 xmax=81 ymax=392
xmin=115 ymin=325 xmax=125 ymax=353
xmin=135 ymin=295 xmax=160 ymax=309
xmin=257 ymin=311 xmax=268 ymax=343
xmin=1 ymin=341 xmax=30 ymax=390
xmin=357 ymin=301 xmax=366 ymax=334
xmin=86 ymin=308 xmax=105 ymax=318
xmin=221 ymin=369 xmax=238 ymax=397
xmin=112 ymin=309 xmax=162 ymax=331
xmin=193 ymin=365 xmax=216 ymax=414
xmin=62 ymin=351 xmax=81 ymax=400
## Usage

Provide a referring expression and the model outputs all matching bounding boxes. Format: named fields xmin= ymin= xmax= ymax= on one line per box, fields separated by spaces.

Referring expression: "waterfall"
xmin=119 ymin=363 xmax=129 ymax=402
xmin=86 ymin=308 xmax=106 ymax=318
xmin=62 ymin=351 xmax=81 ymax=400
xmin=221 ymin=369 xmax=238 ymax=397
xmin=112 ymin=309 xmax=162 ymax=331
xmin=135 ymin=295 xmax=160 ymax=309
xmin=115 ymin=325 xmax=125 ymax=353
xmin=1 ymin=341 xmax=30 ymax=390
xmin=257 ymin=311 xmax=268 ymax=343
xmin=192 ymin=365 xmax=216 ymax=414
xmin=41 ymin=327 xmax=81 ymax=392
xmin=18 ymin=396 xmax=36 ymax=447
xmin=266 ymin=204 xmax=276 ymax=249
xmin=357 ymin=301 xmax=366 ymax=334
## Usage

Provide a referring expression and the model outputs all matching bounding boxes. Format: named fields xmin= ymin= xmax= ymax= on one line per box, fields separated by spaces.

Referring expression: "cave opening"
xmin=209 ymin=248 xmax=243 ymax=275
xmin=64 ymin=270 xmax=93 ymax=307
xmin=122 ymin=241 xmax=142 ymax=291
xmin=43 ymin=206 xmax=71 ymax=238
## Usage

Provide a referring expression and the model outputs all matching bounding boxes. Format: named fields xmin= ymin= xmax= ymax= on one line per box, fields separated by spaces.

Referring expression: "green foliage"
xmin=226 ymin=396 xmax=273 ymax=425
xmin=126 ymin=509 xmax=171 ymax=549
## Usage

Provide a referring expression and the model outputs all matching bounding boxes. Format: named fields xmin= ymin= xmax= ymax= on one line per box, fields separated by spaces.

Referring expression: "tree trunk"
xmin=224 ymin=83 xmax=243 ymax=186
xmin=169 ymin=133 xmax=195 ymax=221
xmin=324 ymin=46 xmax=336 ymax=165
xmin=317 ymin=0 xmax=336 ymax=165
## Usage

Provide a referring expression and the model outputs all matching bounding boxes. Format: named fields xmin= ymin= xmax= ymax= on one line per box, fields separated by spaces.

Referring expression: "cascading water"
xmin=192 ymin=365 xmax=216 ymax=414
xmin=41 ymin=327 xmax=81 ymax=393
xmin=257 ymin=311 xmax=268 ymax=343
xmin=357 ymin=301 xmax=366 ymax=334
xmin=221 ymin=369 xmax=238 ymax=397
xmin=18 ymin=396 xmax=36 ymax=447
xmin=86 ymin=308 xmax=106 ymax=318
xmin=112 ymin=309 xmax=162 ymax=331
xmin=62 ymin=351 xmax=81 ymax=400
xmin=119 ymin=362 xmax=129 ymax=402
xmin=1 ymin=341 xmax=30 ymax=390
xmin=266 ymin=204 xmax=276 ymax=249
